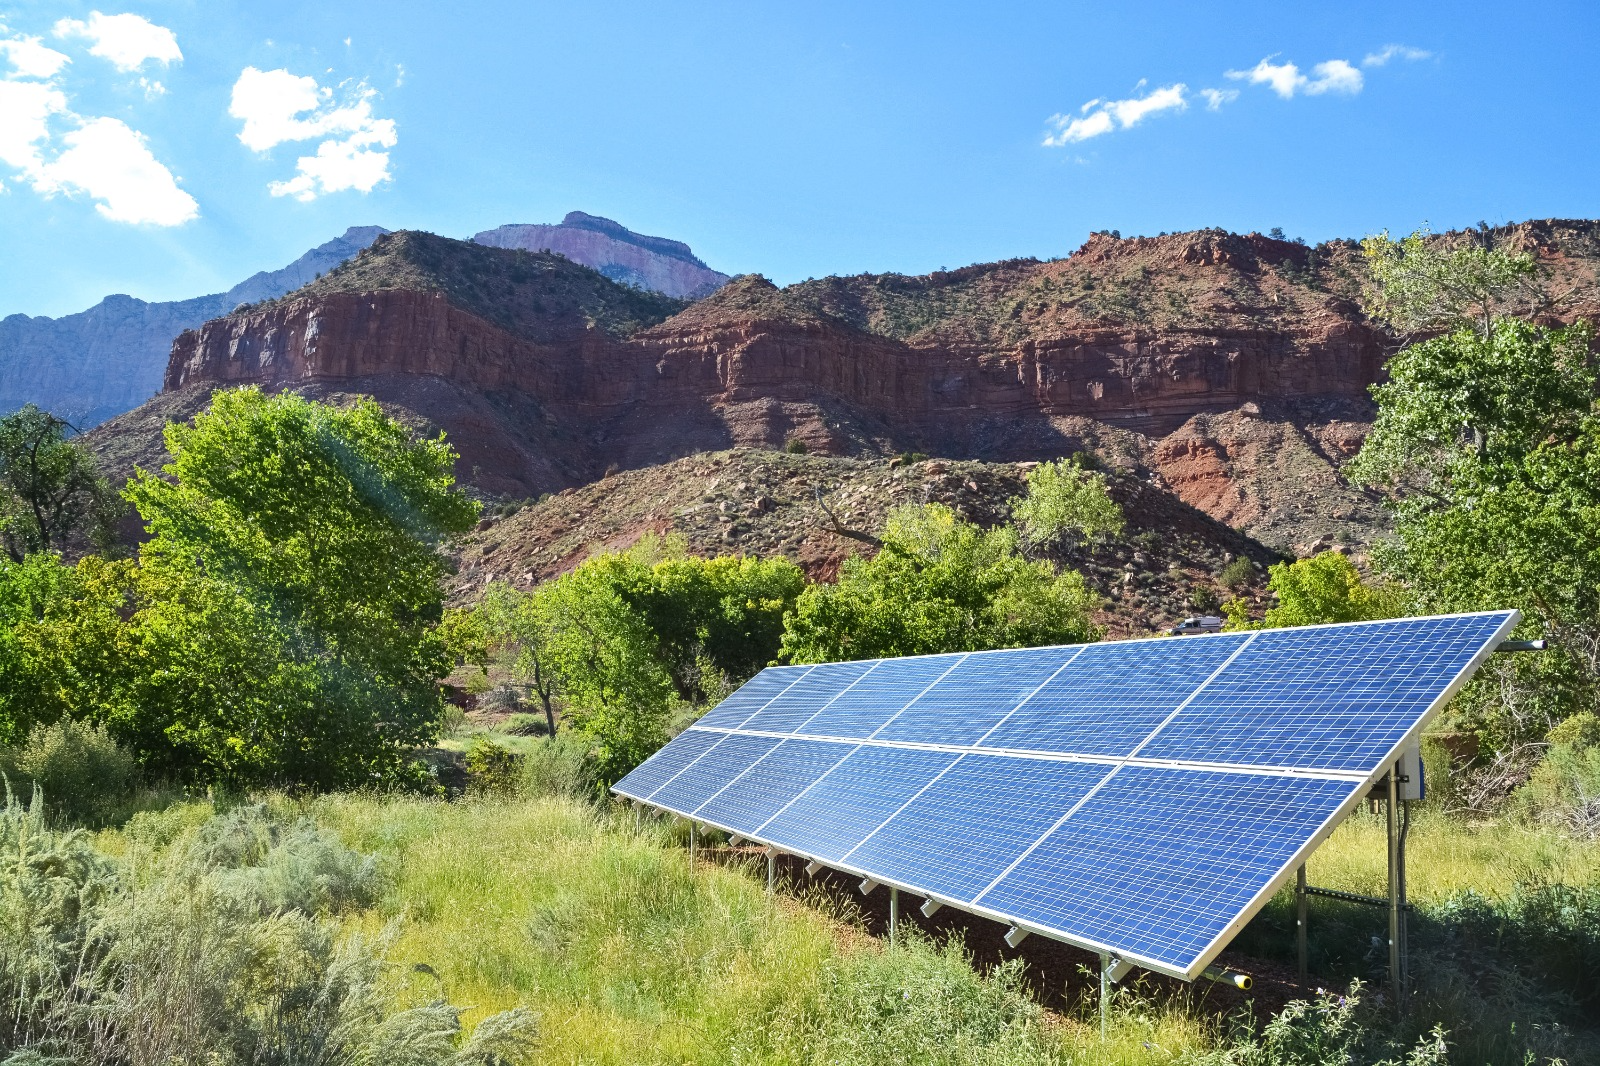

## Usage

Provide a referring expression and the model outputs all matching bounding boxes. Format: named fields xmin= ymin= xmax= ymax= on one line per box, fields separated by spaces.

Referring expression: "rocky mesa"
xmin=112 ymin=220 xmax=1600 ymax=554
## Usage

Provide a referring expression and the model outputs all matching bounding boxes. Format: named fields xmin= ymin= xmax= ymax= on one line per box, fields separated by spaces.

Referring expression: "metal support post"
xmin=767 ymin=848 xmax=776 ymax=893
xmin=1296 ymin=862 xmax=1308 ymax=980
xmin=1398 ymin=798 xmax=1411 ymax=1000
xmin=1099 ymin=953 xmax=1110 ymax=1041
xmin=1386 ymin=766 xmax=1401 ymax=1004
xmin=889 ymin=887 xmax=899 ymax=944
xmin=634 ymin=804 xmax=641 ymax=833
xmin=689 ymin=820 xmax=698 ymax=867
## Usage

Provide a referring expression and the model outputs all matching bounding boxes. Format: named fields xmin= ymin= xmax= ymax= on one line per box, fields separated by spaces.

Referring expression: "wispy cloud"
xmin=1363 ymin=44 xmax=1431 ymax=67
xmin=1043 ymin=45 xmax=1425 ymax=151
xmin=229 ymin=66 xmax=397 ymax=200
xmin=54 ymin=11 xmax=181 ymax=72
xmin=0 ymin=17 xmax=195 ymax=225
xmin=1043 ymin=82 xmax=1187 ymax=145
xmin=1225 ymin=56 xmax=1363 ymax=98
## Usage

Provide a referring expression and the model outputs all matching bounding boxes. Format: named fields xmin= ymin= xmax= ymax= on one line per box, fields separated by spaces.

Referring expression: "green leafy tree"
xmin=531 ymin=555 xmax=676 ymax=787
xmin=478 ymin=581 xmax=562 ymax=738
xmin=781 ymin=503 xmax=1100 ymax=663
xmin=0 ymin=553 xmax=138 ymax=745
xmin=1010 ymin=458 xmax=1124 ymax=551
xmin=1361 ymin=226 xmax=1549 ymax=340
xmin=1223 ymin=551 xmax=1405 ymax=630
xmin=121 ymin=388 xmax=479 ymax=788
xmin=1348 ymin=229 xmax=1600 ymax=762
xmin=0 ymin=405 xmax=119 ymax=561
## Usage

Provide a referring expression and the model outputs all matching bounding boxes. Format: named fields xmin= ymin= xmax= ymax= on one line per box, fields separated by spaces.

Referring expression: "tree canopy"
xmin=0 ymin=405 xmax=118 ymax=562
xmin=780 ymin=503 xmax=1101 ymax=663
xmin=120 ymin=388 xmax=480 ymax=788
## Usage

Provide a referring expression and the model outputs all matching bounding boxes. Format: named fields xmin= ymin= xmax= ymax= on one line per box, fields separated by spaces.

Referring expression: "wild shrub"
xmin=1218 ymin=557 xmax=1256 ymax=592
xmin=518 ymin=732 xmax=595 ymax=800
xmin=1512 ymin=711 xmax=1600 ymax=836
xmin=1186 ymin=981 xmax=1448 ymax=1066
xmin=465 ymin=736 xmax=523 ymax=795
xmin=0 ymin=794 xmax=535 ymax=1063
xmin=0 ymin=789 xmax=118 ymax=1049
xmin=6 ymin=718 xmax=138 ymax=827
xmin=787 ymin=933 xmax=1051 ymax=1065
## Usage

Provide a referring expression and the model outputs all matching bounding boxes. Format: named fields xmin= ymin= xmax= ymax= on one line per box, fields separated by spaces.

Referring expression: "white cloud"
xmin=230 ymin=65 xmax=397 ymax=200
xmin=32 ymin=116 xmax=196 ymax=224
xmin=0 ymin=32 xmax=71 ymax=79
xmin=1199 ymin=87 xmax=1239 ymax=111
xmin=54 ymin=11 xmax=181 ymax=72
xmin=1043 ymin=83 xmax=1187 ymax=145
xmin=1227 ymin=55 xmax=1363 ymax=97
xmin=1364 ymin=44 xmax=1431 ymax=67
xmin=0 ymin=79 xmax=67 ymax=173
xmin=0 ymin=23 xmax=194 ymax=225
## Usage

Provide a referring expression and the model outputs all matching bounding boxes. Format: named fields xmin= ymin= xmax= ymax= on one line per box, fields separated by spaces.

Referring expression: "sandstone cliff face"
xmin=132 ymin=219 xmax=1600 ymax=554
xmin=0 ymin=226 xmax=387 ymax=427
xmin=473 ymin=212 xmax=729 ymax=300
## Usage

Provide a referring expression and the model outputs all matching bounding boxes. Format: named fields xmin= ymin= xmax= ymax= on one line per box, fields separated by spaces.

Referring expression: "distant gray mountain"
xmin=473 ymin=212 xmax=730 ymax=300
xmin=0 ymin=226 xmax=389 ymax=428
xmin=1 ymin=213 xmax=730 ymax=428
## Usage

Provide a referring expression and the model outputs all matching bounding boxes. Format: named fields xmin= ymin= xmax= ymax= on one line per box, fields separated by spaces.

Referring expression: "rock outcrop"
xmin=0 ymin=226 xmax=388 ymax=427
xmin=473 ymin=211 xmax=730 ymax=299
xmin=100 ymin=219 xmax=1600 ymax=553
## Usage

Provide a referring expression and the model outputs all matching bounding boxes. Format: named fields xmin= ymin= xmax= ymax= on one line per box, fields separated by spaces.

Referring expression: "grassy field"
xmin=232 ymin=790 xmax=1591 ymax=1066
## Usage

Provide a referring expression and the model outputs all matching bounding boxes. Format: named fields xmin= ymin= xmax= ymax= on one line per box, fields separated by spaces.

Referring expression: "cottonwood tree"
xmin=0 ymin=405 xmax=118 ymax=561
xmin=780 ymin=503 xmax=1100 ymax=663
xmin=1350 ymin=228 xmax=1600 ymax=761
xmin=122 ymin=387 xmax=479 ymax=788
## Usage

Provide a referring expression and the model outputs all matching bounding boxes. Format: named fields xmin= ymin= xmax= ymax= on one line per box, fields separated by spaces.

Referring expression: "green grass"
xmin=76 ymin=790 xmax=1597 ymax=1065
xmin=307 ymin=792 xmax=1224 ymax=1065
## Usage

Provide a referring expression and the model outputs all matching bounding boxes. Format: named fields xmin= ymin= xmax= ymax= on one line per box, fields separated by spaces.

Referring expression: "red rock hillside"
xmin=114 ymin=221 xmax=1600 ymax=554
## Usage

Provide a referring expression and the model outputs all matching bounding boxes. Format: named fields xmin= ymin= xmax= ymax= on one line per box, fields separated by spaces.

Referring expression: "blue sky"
xmin=2 ymin=0 xmax=1597 ymax=317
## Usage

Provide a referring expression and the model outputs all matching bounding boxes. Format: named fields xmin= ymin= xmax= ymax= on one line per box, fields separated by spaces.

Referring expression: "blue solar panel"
xmin=650 ymin=733 xmax=784 ymax=813
xmin=976 ymin=767 xmax=1355 ymax=970
xmin=694 ymin=738 xmax=857 ymax=836
xmin=1141 ymin=615 xmax=1511 ymax=771
xmin=800 ymin=653 xmax=964 ymax=739
xmin=741 ymin=660 xmax=877 ymax=733
xmin=694 ymin=665 xmax=812 ymax=729
xmin=612 ymin=728 xmax=724 ymax=801
xmin=622 ymin=610 xmax=1518 ymax=978
xmin=756 ymin=746 xmax=959 ymax=862
xmin=875 ymin=647 xmax=1080 ymax=746
xmin=844 ymin=754 xmax=1112 ymax=903
xmin=981 ymin=634 xmax=1250 ymax=756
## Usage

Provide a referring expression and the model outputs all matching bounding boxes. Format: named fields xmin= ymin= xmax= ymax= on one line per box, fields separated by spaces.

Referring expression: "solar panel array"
xmin=614 ymin=611 xmax=1518 ymax=979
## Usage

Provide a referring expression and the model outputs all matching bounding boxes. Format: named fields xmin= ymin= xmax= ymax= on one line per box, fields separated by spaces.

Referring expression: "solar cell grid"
xmin=975 ymin=767 xmax=1355 ymax=969
xmin=756 ymin=746 xmax=959 ymax=863
xmin=1142 ymin=614 xmax=1511 ymax=771
xmin=612 ymin=728 xmax=723 ymax=801
xmin=693 ymin=665 xmax=812 ymax=730
xmin=617 ymin=610 xmax=1519 ymax=979
xmin=843 ymin=754 xmax=1111 ymax=903
xmin=873 ymin=646 xmax=1079 ymax=746
xmin=979 ymin=634 xmax=1249 ymax=757
xmin=693 ymin=738 xmax=857 ymax=836
xmin=650 ymin=733 xmax=783 ymax=813
xmin=798 ymin=653 xmax=965 ymax=739
xmin=740 ymin=659 xmax=877 ymax=733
